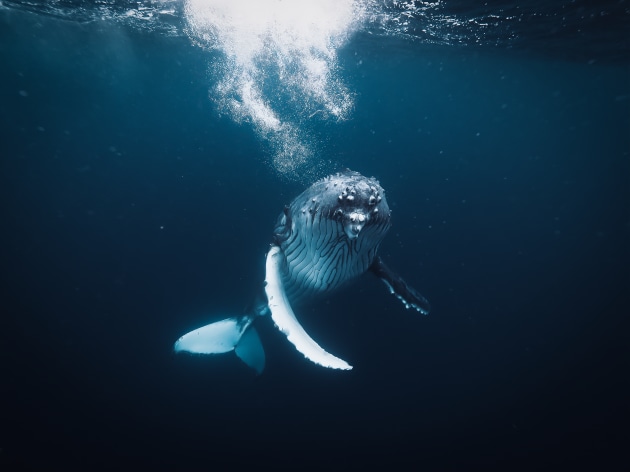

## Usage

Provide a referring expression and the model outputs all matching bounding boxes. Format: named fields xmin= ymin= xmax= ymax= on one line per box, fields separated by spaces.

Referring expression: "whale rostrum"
xmin=174 ymin=170 xmax=430 ymax=373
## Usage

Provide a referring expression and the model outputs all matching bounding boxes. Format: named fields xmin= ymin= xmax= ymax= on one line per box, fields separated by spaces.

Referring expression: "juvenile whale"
xmin=174 ymin=170 xmax=430 ymax=373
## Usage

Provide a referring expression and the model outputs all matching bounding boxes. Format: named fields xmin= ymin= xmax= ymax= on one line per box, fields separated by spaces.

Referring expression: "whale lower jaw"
xmin=265 ymin=245 xmax=352 ymax=370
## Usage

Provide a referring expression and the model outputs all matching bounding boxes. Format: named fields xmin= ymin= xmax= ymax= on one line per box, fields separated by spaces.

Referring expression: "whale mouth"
xmin=344 ymin=211 xmax=367 ymax=239
xmin=345 ymin=224 xmax=362 ymax=239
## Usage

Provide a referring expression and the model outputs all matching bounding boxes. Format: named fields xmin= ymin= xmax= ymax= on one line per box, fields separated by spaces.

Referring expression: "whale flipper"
xmin=370 ymin=256 xmax=431 ymax=315
xmin=174 ymin=316 xmax=265 ymax=374
xmin=265 ymin=245 xmax=352 ymax=370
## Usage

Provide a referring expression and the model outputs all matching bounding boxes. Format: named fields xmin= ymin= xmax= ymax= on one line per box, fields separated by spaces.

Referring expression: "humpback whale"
xmin=174 ymin=170 xmax=430 ymax=373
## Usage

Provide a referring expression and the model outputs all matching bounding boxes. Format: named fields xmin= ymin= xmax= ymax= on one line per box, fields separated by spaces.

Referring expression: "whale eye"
xmin=369 ymin=195 xmax=376 ymax=205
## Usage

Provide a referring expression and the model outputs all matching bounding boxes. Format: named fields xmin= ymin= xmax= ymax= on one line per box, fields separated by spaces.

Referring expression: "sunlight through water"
xmin=184 ymin=0 xmax=368 ymax=180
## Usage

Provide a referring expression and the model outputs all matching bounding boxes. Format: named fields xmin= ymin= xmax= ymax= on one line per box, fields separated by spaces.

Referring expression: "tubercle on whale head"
xmin=335 ymin=180 xmax=382 ymax=206
xmin=328 ymin=177 xmax=390 ymax=239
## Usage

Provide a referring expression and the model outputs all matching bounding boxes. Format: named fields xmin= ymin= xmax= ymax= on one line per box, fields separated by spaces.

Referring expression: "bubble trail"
xmin=184 ymin=0 xmax=367 ymax=180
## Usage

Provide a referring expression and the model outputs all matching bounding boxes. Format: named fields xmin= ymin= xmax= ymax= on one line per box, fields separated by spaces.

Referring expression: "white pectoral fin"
xmin=264 ymin=245 xmax=352 ymax=371
xmin=370 ymin=256 xmax=431 ymax=315
xmin=174 ymin=316 xmax=264 ymax=373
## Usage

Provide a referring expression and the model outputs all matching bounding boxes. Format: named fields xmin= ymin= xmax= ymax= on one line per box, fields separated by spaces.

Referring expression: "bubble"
xmin=184 ymin=0 xmax=366 ymax=180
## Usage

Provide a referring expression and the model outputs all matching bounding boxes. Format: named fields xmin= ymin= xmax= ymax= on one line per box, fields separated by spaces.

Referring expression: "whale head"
xmin=328 ymin=171 xmax=390 ymax=241
xmin=272 ymin=169 xmax=392 ymax=301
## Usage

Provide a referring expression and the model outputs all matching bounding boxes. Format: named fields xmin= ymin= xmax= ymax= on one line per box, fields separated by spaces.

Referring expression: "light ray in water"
xmin=184 ymin=0 xmax=367 ymax=180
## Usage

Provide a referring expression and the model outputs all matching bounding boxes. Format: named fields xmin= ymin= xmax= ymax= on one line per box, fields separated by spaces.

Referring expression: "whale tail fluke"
xmin=173 ymin=315 xmax=265 ymax=374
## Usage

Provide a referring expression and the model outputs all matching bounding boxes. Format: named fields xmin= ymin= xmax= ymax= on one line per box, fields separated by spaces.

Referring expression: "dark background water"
xmin=1 ymin=3 xmax=628 ymax=470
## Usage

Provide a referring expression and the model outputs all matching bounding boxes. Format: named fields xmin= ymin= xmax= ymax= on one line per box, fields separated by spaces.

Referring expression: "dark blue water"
xmin=1 ymin=1 xmax=628 ymax=469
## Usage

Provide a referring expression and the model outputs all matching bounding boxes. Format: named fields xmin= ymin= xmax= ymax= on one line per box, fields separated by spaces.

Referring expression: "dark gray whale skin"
xmin=272 ymin=169 xmax=430 ymax=314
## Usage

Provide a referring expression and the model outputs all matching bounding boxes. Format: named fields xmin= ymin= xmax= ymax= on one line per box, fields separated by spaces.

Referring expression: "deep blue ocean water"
xmin=1 ymin=1 xmax=628 ymax=469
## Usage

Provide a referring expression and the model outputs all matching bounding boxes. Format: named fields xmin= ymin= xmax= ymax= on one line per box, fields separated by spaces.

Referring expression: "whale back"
xmin=273 ymin=170 xmax=391 ymax=303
